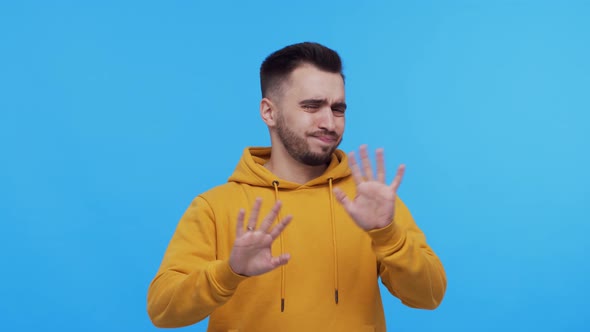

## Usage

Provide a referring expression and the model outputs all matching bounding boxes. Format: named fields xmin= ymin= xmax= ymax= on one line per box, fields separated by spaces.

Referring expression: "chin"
xmin=311 ymin=144 xmax=333 ymax=154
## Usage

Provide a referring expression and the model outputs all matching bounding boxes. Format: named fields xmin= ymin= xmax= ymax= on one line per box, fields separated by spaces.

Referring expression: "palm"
xmin=229 ymin=199 xmax=292 ymax=277
xmin=231 ymin=232 xmax=275 ymax=276
xmin=334 ymin=145 xmax=405 ymax=231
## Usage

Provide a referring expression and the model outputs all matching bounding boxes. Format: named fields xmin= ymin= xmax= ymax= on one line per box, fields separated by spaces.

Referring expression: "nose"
xmin=318 ymin=107 xmax=336 ymax=132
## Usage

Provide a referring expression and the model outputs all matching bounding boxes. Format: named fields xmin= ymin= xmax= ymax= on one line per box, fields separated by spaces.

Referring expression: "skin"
xmin=262 ymin=64 xmax=347 ymax=184
xmin=229 ymin=64 xmax=406 ymax=276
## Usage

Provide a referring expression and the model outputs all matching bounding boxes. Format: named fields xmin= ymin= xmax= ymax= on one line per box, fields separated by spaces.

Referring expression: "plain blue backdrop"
xmin=1 ymin=1 xmax=588 ymax=331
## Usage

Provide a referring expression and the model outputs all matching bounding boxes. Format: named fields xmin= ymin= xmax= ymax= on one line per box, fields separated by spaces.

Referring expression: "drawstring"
xmin=272 ymin=180 xmax=286 ymax=312
xmin=272 ymin=178 xmax=340 ymax=311
xmin=328 ymin=178 xmax=339 ymax=304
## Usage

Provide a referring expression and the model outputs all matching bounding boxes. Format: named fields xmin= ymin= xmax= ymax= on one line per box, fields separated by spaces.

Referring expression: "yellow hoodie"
xmin=147 ymin=147 xmax=446 ymax=332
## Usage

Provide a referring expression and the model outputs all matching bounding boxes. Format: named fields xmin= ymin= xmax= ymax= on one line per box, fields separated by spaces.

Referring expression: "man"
xmin=147 ymin=42 xmax=446 ymax=331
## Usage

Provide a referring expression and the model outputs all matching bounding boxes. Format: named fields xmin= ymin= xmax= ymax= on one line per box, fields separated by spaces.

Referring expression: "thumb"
xmin=270 ymin=253 xmax=291 ymax=268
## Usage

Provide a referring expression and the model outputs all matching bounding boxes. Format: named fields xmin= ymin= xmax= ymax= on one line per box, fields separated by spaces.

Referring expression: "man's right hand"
xmin=229 ymin=198 xmax=292 ymax=277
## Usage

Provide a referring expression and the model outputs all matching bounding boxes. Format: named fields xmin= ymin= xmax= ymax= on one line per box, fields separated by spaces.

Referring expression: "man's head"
xmin=260 ymin=42 xmax=346 ymax=166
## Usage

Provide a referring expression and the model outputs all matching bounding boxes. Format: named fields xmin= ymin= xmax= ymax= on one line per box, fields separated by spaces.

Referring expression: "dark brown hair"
xmin=260 ymin=42 xmax=344 ymax=98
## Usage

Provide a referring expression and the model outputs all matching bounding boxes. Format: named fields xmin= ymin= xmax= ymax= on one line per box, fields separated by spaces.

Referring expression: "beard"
xmin=275 ymin=112 xmax=342 ymax=166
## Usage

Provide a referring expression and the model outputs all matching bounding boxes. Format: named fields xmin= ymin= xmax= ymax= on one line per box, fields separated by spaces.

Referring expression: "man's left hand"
xmin=333 ymin=145 xmax=405 ymax=231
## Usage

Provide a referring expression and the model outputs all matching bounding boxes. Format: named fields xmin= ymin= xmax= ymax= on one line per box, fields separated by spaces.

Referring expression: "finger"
xmin=389 ymin=164 xmax=406 ymax=192
xmin=348 ymin=151 xmax=363 ymax=185
xmin=359 ymin=144 xmax=374 ymax=181
xmin=269 ymin=215 xmax=293 ymax=240
xmin=235 ymin=208 xmax=246 ymax=237
xmin=333 ymin=187 xmax=352 ymax=212
xmin=376 ymin=148 xmax=385 ymax=183
xmin=247 ymin=198 xmax=263 ymax=231
xmin=258 ymin=200 xmax=282 ymax=233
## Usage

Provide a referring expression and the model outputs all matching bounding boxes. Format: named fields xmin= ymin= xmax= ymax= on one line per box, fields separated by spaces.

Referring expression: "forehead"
xmin=282 ymin=64 xmax=345 ymax=101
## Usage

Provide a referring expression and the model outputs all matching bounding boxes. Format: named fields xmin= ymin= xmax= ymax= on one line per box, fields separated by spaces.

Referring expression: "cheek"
xmin=336 ymin=117 xmax=345 ymax=133
xmin=299 ymin=114 xmax=319 ymax=129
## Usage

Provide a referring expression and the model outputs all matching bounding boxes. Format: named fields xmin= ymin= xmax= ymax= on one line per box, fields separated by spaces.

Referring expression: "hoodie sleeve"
xmin=367 ymin=198 xmax=447 ymax=310
xmin=147 ymin=196 xmax=247 ymax=328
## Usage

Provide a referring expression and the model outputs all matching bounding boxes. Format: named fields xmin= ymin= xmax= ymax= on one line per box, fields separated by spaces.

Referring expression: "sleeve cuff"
xmin=367 ymin=221 xmax=406 ymax=259
xmin=208 ymin=260 xmax=249 ymax=294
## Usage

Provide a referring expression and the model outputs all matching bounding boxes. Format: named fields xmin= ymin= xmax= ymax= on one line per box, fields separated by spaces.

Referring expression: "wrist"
xmin=228 ymin=256 xmax=249 ymax=277
xmin=369 ymin=219 xmax=392 ymax=231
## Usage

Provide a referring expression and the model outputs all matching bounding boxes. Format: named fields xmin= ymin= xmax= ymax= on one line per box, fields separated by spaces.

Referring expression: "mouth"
xmin=311 ymin=135 xmax=338 ymax=144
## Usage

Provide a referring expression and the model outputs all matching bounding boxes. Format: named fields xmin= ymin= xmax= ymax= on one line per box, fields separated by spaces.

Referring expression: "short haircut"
xmin=260 ymin=42 xmax=344 ymax=98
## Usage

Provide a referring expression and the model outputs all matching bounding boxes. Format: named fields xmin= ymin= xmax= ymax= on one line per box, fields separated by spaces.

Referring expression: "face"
xmin=272 ymin=65 xmax=346 ymax=166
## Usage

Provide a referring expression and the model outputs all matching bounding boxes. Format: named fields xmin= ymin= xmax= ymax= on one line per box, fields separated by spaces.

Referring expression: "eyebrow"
xmin=299 ymin=98 xmax=347 ymax=110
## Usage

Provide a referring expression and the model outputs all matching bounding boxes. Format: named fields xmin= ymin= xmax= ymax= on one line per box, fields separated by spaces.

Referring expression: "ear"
xmin=260 ymin=97 xmax=277 ymax=127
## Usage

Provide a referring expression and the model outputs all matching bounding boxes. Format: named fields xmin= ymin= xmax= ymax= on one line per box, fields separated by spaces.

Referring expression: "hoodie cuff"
xmin=367 ymin=221 xmax=406 ymax=259
xmin=208 ymin=260 xmax=249 ymax=294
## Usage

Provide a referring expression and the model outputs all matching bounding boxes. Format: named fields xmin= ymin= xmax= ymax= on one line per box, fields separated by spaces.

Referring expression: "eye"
xmin=332 ymin=108 xmax=346 ymax=116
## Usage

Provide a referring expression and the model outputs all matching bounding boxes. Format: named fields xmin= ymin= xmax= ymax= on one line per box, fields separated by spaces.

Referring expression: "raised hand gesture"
xmin=229 ymin=198 xmax=293 ymax=277
xmin=333 ymin=145 xmax=406 ymax=231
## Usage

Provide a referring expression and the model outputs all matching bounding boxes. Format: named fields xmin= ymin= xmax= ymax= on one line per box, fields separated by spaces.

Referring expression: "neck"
xmin=265 ymin=146 xmax=329 ymax=184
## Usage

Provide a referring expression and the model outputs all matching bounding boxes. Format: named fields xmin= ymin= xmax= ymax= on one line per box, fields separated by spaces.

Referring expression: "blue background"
xmin=1 ymin=1 xmax=588 ymax=331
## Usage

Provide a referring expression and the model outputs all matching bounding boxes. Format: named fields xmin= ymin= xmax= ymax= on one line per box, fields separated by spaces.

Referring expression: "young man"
xmin=147 ymin=42 xmax=446 ymax=331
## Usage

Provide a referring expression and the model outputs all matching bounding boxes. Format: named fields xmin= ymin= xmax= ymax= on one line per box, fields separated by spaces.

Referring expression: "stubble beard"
xmin=275 ymin=112 xmax=342 ymax=166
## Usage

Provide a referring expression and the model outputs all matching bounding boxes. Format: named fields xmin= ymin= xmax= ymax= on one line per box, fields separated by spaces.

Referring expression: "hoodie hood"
xmin=228 ymin=147 xmax=351 ymax=188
